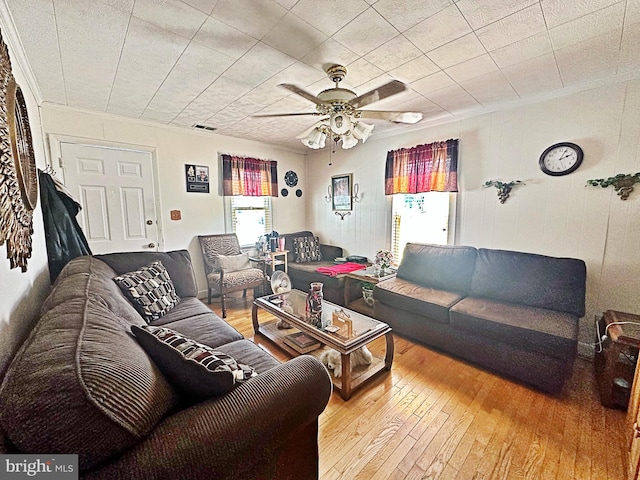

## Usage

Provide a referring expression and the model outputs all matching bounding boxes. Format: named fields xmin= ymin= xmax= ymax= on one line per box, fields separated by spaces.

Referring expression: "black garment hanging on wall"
xmin=38 ymin=169 xmax=91 ymax=283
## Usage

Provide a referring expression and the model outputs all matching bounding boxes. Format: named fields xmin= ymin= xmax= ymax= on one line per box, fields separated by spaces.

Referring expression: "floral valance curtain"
xmin=384 ymin=139 xmax=459 ymax=195
xmin=221 ymin=154 xmax=278 ymax=197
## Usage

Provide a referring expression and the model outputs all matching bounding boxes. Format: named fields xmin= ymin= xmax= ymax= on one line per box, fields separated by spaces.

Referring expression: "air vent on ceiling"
xmin=192 ymin=124 xmax=217 ymax=132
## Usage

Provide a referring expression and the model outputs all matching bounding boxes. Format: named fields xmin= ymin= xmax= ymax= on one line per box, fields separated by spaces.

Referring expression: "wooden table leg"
xmin=340 ymin=353 xmax=352 ymax=400
xmin=384 ymin=332 xmax=395 ymax=370
xmin=251 ymin=302 xmax=260 ymax=334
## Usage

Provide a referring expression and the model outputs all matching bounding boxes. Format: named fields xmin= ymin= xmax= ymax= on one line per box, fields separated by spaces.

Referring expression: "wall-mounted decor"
xmin=483 ymin=180 xmax=525 ymax=204
xmin=295 ymin=189 xmax=302 ymax=197
xmin=284 ymin=170 xmax=298 ymax=187
xmin=281 ymin=188 xmax=288 ymax=197
xmin=185 ymin=164 xmax=209 ymax=193
xmin=539 ymin=142 xmax=583 ymax=176
xmin=331 ymin=173 xmax=352 ymax=211
xmin=0 ymin=28 xmax=36 ymax=272
xmin=586 ymin=173 xmax=640 ymax=200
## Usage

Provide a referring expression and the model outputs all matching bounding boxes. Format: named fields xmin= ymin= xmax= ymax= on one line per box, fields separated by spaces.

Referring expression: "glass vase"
xmin=306 ymin=282 xmax=323 ymax=328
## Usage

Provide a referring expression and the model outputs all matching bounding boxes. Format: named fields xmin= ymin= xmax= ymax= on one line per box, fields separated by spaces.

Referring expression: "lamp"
xmin=299 ymin=117 xmax=374 ymax=150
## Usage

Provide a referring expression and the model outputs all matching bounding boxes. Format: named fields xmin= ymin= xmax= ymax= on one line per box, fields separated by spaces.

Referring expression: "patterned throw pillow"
xmin=131 ymin=325 xmax=257 ymax=398
xmin=113 ymin=261 xmax=181 ymax=322
xmin=293 ymin=236 xmax=323 ymax=263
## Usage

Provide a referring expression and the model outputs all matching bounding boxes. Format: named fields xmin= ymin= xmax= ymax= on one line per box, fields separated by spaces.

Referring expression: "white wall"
xmin=0 ymin=35 xmax=50 ymax=376
xmin=39 ymin=105 xmax=308 ymax=296
xmin=307 ymin=80 xmax=640 ymax=352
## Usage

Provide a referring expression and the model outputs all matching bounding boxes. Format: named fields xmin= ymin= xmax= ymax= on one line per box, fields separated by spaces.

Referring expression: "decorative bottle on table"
xmin=306 ymin=282 xmax=323 ymax=328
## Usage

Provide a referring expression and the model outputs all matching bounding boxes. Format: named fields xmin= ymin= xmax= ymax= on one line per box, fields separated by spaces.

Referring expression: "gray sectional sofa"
xmin=0 ymin=250 xmax=331 ymax=479
xmin=374 ymin=243 xmax=587 ymax=393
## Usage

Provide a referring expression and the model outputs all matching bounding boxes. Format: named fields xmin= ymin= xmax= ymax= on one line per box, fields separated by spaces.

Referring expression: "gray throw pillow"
xmin=217 ymin=253 xmax=250 ymax=272
xmin=131 ymin=325 xmax=257 ymax=399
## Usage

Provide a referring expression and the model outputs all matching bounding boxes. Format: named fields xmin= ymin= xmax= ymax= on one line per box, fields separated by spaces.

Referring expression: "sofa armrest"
xmin=320 ymin=244 xmax=342 ymax=260
xmin=83 ymin=356 xmax=332 ymax=480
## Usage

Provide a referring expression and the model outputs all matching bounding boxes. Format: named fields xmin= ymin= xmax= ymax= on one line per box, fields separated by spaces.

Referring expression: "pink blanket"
xmin=315 ymin=262 xmax=366 ymax=277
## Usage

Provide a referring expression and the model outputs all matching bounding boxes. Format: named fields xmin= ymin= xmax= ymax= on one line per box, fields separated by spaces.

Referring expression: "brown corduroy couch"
xmin=374 ymin=243 xmax=587 ymax=393
xmin=0 ymin=250 xmax=332 ymax=479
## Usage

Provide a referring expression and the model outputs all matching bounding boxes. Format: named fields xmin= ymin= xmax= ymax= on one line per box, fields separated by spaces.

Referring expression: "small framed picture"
xmin=185 ymin=164 xmax=209 ymax=193
xmin=331 ymin=173 xmax=352 ymax=211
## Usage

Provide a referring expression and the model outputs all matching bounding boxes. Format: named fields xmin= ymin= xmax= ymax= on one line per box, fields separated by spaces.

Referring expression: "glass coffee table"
xmin=252 ymin=289 xmax=394 ymax=400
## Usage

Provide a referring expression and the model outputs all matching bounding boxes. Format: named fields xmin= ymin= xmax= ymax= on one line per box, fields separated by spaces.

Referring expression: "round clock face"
xmin=539 ymin=142 xmax=583 ymax=176
xmin=284 ymin=170 xmax=298 ymax=187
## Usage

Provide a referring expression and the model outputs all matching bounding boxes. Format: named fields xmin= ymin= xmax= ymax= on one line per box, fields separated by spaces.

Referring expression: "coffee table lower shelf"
xmin=257 ymin=319 xmax=392 ymax=400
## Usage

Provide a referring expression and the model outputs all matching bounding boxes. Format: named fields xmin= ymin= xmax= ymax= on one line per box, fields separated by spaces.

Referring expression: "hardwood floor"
xmin=216 ymin=296 xmax=627 ymax=480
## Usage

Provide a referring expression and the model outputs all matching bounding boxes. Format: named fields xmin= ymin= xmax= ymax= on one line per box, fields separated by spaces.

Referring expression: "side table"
xmin=594 ymin=310 xmax=640 ymax=409
xmin=343 ymin=266 xmax=396 ymax=316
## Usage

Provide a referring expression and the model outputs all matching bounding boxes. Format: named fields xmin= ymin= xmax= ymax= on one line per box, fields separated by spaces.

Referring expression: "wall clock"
xmin=539 ymin=142 xmax=583 ymax=176
xmin=284 ymin=170 xmax=298 ymax=187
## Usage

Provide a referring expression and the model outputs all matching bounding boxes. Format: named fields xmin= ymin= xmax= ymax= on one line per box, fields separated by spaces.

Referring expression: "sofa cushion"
xmin=131 ymin=326 xmax=257 ymax=399
xmin=288 ymin=261 xmax=345 ymax=291
xmin=0 ymin=271 xmax=179 ymax=470
xmin=212 ymin=339 xmax=281 ymax=374
xmin=374 ymin=277 xmax=464 ymax=324
xmin=114 ymin=261 xmax=181 ymax=322
xmin=397 ymin=243 xmax=477 ymax=293
xmin=294 ymin=236 xmax=323 ymax=263
xmin=218 ymin=252 xmax=250 ymax=272
xmin=95 ymin=250 xmax=198 ymax=298
xmin=450 ymin=296 xmax=578 ymax=361
xmin=469 ymin=248 xmax=586 ymax=316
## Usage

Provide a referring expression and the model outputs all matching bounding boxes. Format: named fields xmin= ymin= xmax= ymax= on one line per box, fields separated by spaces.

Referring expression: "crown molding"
xmin=0 ymin=1 xmax=43 ymax=105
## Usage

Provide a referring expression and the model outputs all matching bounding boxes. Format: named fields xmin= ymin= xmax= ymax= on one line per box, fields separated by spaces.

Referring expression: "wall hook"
xmin=335 ymin=211 xmax=351 ymax=220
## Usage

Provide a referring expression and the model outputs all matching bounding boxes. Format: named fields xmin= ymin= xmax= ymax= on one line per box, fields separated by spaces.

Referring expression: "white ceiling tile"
xmin=404 ymin=4 xmax=472 ymax=53
xmin=210 ymin=0 xmax=287 ymax=38
xmin=542 ymin=0 xmax=621 ymax=28
xmin=193 ymin=17 xmax=258 ymax=59
xmin=457 ymin=0 xmax=537 ymax=29
xmin=274 ymin=0 xmax=298 ymax=9
xmin=95 ymin=0 xmax=135 ymax=13
xmin=388 ymin=55 xmax=441 ymax=83
xmin=426 ymin=84 xmax=481 ymax=114
xmin=290 ymin=0 xmax=369 ymax=36
xmin=392 ymin=95 xmax=446 ymax=116
xmin=618 ymin=21 xmax=640 ymax=74
xmin=364 ymin=35 xmax=422 ymax=71
xmin=140 ymin=106 xmax=178 ymax=123
xmin=626 ymin=0 xmax=640 ymax=25
xmin=445 ymin=54 xmax=498 ymax=83
xmin=300 ymin=38 xmax=359 ymax=72
xmin=343 ymin=58 xmax=385 ymax=86
xmin=501 ymin=53 xmax=562 ymax=96
xmin=410 ymin=71 xmax=456 ymax=95
xmin=333 ymin=8 xmax=398 ymax=56
xmin=476 ymin=4 xmax=546 ymax=51
xmin=223 ymin=42 xmax=295 ymax=87
xmin=372 ymin=0 xmax=452 ymax=32
xmin=108 ymin=17 xmax=189 ymax=116
xmin=427 ymin=33 xmax=488 ymax=69
xmin=262 ymin=13 xmax=327 ymax=59
xmin=181 ymin=0 xmax=218 ymax=15
xmin=459 ymin=70 xmax=519 ymax=105
xmin=549 ymin=2 xmax=624 ymax=50
xmin=133 ymin=0 xmax=207 ymax=39
xmin=554 ymin=31 xmax=621 ymax=85
xmin=489 ymin=32 xmax=552 ymax=68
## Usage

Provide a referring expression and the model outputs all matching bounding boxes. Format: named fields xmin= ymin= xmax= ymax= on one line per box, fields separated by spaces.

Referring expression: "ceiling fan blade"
xmin=359 ymin=110 xmax=423 ymax=124
xmin=279 ymin=84 xmax=327 ymax=106
xmin=295 ymin=119 xmax=329 ymax=139
xmin=349 ymin=80 xmax=407 ymax=109
xmin=252 ymin=112 xmax=319 ymax=118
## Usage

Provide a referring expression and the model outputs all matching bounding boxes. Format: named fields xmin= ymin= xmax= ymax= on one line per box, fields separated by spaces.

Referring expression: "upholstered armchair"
xmin=198 ymin=234 xmax=266 ymax=318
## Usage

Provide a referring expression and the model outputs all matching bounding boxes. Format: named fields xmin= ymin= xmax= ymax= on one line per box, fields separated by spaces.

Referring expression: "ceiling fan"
xmin=253 ymin=65 xmax=423 ymax=149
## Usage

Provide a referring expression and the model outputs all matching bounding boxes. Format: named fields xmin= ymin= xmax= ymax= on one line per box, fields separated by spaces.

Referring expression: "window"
xmin=229 ymin=196 xmax=272 ymax=247
xmin=391 ymin=192 xmax=452 ymax=264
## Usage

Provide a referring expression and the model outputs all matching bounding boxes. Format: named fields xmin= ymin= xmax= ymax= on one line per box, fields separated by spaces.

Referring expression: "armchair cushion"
xmin=132 ymin=325 xmax=257 ymax=399
xmin=293 ymin=236 xmax=323 ymax=263
xmin=218 ymin=253 xmax=250 ymax=273
xmin=114 ymin=261 xmax=181 ymax=322
xmin=206 ymin=268 xmax=265 ymax=296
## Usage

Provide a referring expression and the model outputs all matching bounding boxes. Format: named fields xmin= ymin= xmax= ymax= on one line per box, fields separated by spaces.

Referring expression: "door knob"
xmin=148 ymin=243 xmax=156 ymax=248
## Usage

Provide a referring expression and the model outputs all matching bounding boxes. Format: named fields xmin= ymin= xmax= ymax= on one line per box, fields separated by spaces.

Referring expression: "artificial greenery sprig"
xmin=483 ymin=180 xmax=524 ymax=204
xmin=586 ymin=173 xmax=640 ymax=200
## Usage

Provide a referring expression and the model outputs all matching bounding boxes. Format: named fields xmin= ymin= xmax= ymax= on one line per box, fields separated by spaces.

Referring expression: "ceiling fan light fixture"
xmin=330 ymin=113 xmax=351 ymax=135
xmin=301 ymin=128 xmax=327 ymax=149
xmin=340 ymin=132 xmax=358 ymax=149
xmin=352 ymin=121 xmax=374 ymax=142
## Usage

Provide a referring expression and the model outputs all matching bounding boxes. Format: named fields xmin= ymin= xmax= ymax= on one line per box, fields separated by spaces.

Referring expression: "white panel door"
xmin=61 ymin=143 xmax=158 ymax=254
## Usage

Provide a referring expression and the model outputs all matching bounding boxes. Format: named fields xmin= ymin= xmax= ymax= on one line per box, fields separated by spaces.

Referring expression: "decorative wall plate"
xmin=281 ymin=188 xmax=288 ymax=197
xmin=295 ymin=189 xmax=302 ymax=197
xmin=284 ymin=170 xmax=298 ymax=187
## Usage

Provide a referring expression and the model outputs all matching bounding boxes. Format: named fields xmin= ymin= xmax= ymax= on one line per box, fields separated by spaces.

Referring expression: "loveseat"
xmin=0 ymin=250 xmax=332 ymax=479
xmin=280 ymin=230 xmax=353 ymax=305
xmin=374 ymin=243 xmax=587 ymax=393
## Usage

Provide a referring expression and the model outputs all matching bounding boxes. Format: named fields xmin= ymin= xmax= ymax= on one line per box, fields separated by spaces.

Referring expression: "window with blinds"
xmin=391 ymin=192 xmax=452 ymax=264
xmin=230 ymin=196 xmax=272 ymax=247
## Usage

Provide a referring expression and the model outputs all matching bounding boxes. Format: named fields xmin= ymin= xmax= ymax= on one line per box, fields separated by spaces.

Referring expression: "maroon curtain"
xmin=385 ymin=139 xmax=458 ymax=194
xmin=222 ymin=155 xmax=278 ymax=197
